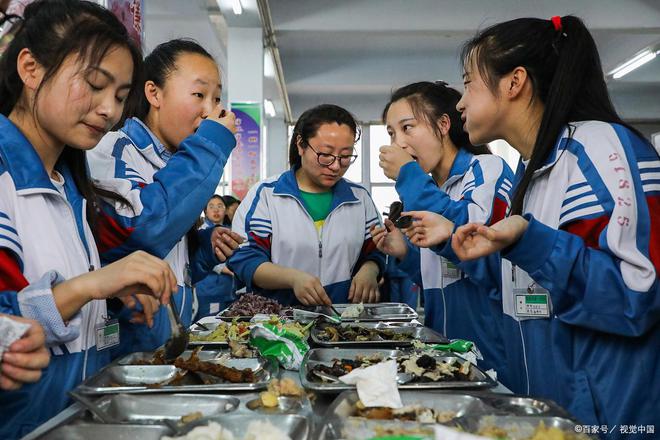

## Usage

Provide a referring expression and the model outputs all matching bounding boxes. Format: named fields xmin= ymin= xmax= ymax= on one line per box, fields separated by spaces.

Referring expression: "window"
xmin=489 ymin=139 xmax=520 ymax=171
xmin=369 ymin=125 xmax=391 ymax=183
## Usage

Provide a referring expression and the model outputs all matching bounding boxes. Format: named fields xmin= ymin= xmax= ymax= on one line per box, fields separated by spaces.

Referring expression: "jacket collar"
xmin=120 ymin=117 xmax=170 ymax=168
xmin=512 ymin=125 xmax=573 ymax=185
xmin=442 ymin=148 xmax=474 ymax=188
xmin=273 ymin=168 xmax=359 ymax=210
xmin=0 ymin=114 xmax=59 ymax=192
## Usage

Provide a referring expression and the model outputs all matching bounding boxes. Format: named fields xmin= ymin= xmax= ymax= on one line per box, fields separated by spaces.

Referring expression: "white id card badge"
xmin=441 ymin=259 xmax=462 ymax=288
xmin=96 ymin=318 xmax=120 ymax=351
xmin=503 ymin=264 xmax=552 ymax=320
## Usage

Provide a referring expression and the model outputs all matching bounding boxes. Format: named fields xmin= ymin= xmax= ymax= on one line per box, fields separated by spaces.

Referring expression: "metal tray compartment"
xmin=187 ymin=322 xmax=251 ymax=347
xmin=77 ymin=350 xmax=278 ymax=394
xmin=301 ymin=348 xmax=496 ymax=392
xmin=92 ymin=393 xmax=240 ymax=423
xmin=38 ymin=423 xmax=171 ymax=440
xmin=318 ymin=390 xmax=488 ymax=440
xmin=460 ymin=415 xmax=588 ymax=439
xmin=311 ymin=322 xmax=448 ymax=347
xmin=178 ymin=414 xmax=310 ymax=439
xmin=310 ymin=303 xmax=418 ymax=322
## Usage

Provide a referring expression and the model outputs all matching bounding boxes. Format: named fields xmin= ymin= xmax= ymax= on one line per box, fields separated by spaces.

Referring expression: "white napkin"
xmin=339 ymin=359 xmax=403 ymax=408
xmin=0 ymin=316 xmax=31 ymax=363
xmin=434 ymin=425 xmax=490 ymax=440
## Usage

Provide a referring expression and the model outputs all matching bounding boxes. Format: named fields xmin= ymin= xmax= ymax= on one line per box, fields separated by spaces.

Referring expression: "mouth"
xmin=82 ymin=122 xmax=106 ymax=135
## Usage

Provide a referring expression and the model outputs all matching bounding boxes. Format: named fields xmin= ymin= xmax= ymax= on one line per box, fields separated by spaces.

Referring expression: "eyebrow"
xmin=398 ymin=117 xmax=415 ymax=124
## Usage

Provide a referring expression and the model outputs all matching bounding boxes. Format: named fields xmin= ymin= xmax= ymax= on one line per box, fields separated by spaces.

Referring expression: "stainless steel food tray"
xmin=38 ymin=423 xmax=171 ymax=440
xmin=300 ymin=348 xmax=496 ymax=392
xmin=38 ymin=413 xmax=311 ymax=440
xmin=76 ymin=350 xmax=278 ymax=394
xmin=311 ymin=322 xmax=449 ymax=347
xmin=90 ymin=393 xmax=241 ymax=423
xmin=176 ymin=413 xmax=310 ymax=440
xmin=317 ymin=390 xmax=592 ymax=440
xmin=310 ymin=303 xmax=418 ymax=322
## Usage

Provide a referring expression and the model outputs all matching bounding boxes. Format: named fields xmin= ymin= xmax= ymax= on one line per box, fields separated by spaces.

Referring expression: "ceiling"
xmin=143 ymin=0 xmax=660 ymax=126
xmin=267 ymin=0 xmax=660 ymax=123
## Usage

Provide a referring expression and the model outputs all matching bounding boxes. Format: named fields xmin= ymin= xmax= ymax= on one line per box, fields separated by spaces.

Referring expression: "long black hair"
xmin=461 ymin=16 xmax=639 ymax=215
xmin=289 ymin=104 xmax=361 ymax=169
xmin=0 ymin=0 xmax=142 ymax=233
xmin=382 ymin=81 xmax=490 ymax=156
xmin=133 ymin=38 xmax=215 ymax=120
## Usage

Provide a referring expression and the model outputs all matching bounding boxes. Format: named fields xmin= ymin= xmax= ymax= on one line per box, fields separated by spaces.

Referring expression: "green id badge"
xmin=514 ymin=291 xmax=550 ymax=318
xmin=96 ymin=318 xmax=120 ymax=351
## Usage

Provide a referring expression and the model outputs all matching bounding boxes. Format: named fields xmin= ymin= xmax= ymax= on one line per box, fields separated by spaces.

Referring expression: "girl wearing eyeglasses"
xmin=228 ymin=104 xmax=385 ymax=306
xmin=369 ymin=81 xmax=517 ymax=389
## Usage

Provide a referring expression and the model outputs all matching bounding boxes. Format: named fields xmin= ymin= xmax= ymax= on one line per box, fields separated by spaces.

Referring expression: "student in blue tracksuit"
xmin=0 ymin=2 xmax=177 ymax=437
xmin=381 ymin=256 xmax=418 ymax=309
xmin=370 ymin=82 xmax=516 ymax=387
xmin=410 ymin=16 xmax=660 ymax=437
xmin=193 ymin=195 xmax=239 ymax=319
xmin=228 ymin=104 xmax=385 ymax=306
xmin=87 ymin=39 xmax=241 ymax=355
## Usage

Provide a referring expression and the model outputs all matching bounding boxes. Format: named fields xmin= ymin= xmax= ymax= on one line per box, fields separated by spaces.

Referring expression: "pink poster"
xmin=107 ymin=0 xmax=143 ymax=47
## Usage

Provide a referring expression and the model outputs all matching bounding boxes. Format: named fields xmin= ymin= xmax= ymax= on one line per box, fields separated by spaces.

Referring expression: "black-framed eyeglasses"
xmin=305 ymin=142 xmax=357 ymax=168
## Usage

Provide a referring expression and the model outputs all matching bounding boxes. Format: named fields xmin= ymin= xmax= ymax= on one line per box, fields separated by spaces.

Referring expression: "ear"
xmin=15 ymin=48 xmax=44 ymax=92
xmin=436 ymin=114 xmax=451 ymax=136
xmin=296 ymin=135 xmax=305 ymax=157
xmin=144 ymin=80 xmax=162 ymax=109
xmin=503 ymin=66 xmax=529 ymax=100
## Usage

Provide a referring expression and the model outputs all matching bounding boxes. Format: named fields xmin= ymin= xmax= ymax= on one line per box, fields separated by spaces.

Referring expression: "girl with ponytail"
xmin=370 ymin=82 xmax=516 ymax=388
xmin=409 ymin=16 xmax=660 ymax=434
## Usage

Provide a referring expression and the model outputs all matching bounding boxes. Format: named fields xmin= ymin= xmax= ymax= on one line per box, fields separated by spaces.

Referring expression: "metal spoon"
xmin=69 ymin=391 xmax=115 ymax=424
xmin=311 ymin=369 xmax=340 ymax=383
xmin=396 ymin=372 xmax=415 ymax=385
xmin=192 ymin=319 xmax=211 ymax=331
xmin=163 ymin=296 xmax=189 ymax=361
xmin=293 ymin=309 xmax=341 ymax=324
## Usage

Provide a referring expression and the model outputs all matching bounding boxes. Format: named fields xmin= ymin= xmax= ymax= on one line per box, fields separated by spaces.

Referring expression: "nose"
xmin=328 ymin=158 xmax=341 ymax=171
xmin=201 ymin=98 xmax=216 ymax=119
xmin=97 ymin=92 xmax=120 ymax=124
xmin=456 ymin=96 xmax=465 ymax=113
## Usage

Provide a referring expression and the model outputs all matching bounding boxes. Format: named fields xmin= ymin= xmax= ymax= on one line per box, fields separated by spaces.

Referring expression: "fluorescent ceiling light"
xmin=611 ymin=49 xmax=657 ymax=79
xmin=264 ymin=99 xmax=276 ymax=117
xmin=264 ymin=50 xmax=275 ymax=78
xmin=231 ymin=0 xmax=242 ymax=15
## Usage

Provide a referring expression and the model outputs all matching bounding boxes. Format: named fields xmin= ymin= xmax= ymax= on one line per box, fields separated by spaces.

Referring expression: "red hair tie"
xmin=551 ymin=16 xmax=562 ymax=31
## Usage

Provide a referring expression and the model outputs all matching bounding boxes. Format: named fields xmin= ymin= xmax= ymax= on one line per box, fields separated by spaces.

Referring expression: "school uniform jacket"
xmin=227 ymin=169 xmax=386 ymax=305
xmin=395 ymin=150 xmax=517 ymax=387
xmin=500 ymin=121 xmax=660 ymax=436
xmin=87 ymin=117 xmax=235 ymax=353
xmin=0 ymin=115 xmax=107 ymax=439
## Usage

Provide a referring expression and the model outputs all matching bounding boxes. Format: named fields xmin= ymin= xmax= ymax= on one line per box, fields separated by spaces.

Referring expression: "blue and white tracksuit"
xmin=227 ymin=169 xmax=386 ymax=305
xmin=0 ymin=115 xmax=109 ymax=439
xmin=193 ymin=219 xmax=238 ymax=319
xmin=395 ymin=150 xmax=516 ymax=388
xmin=383 ymin=256 xmax=418 ymax=309
xmin=500 ymin=121 xmax=659 ymax=436
xmin=87 ymin=117 xmax=235 ymax=354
